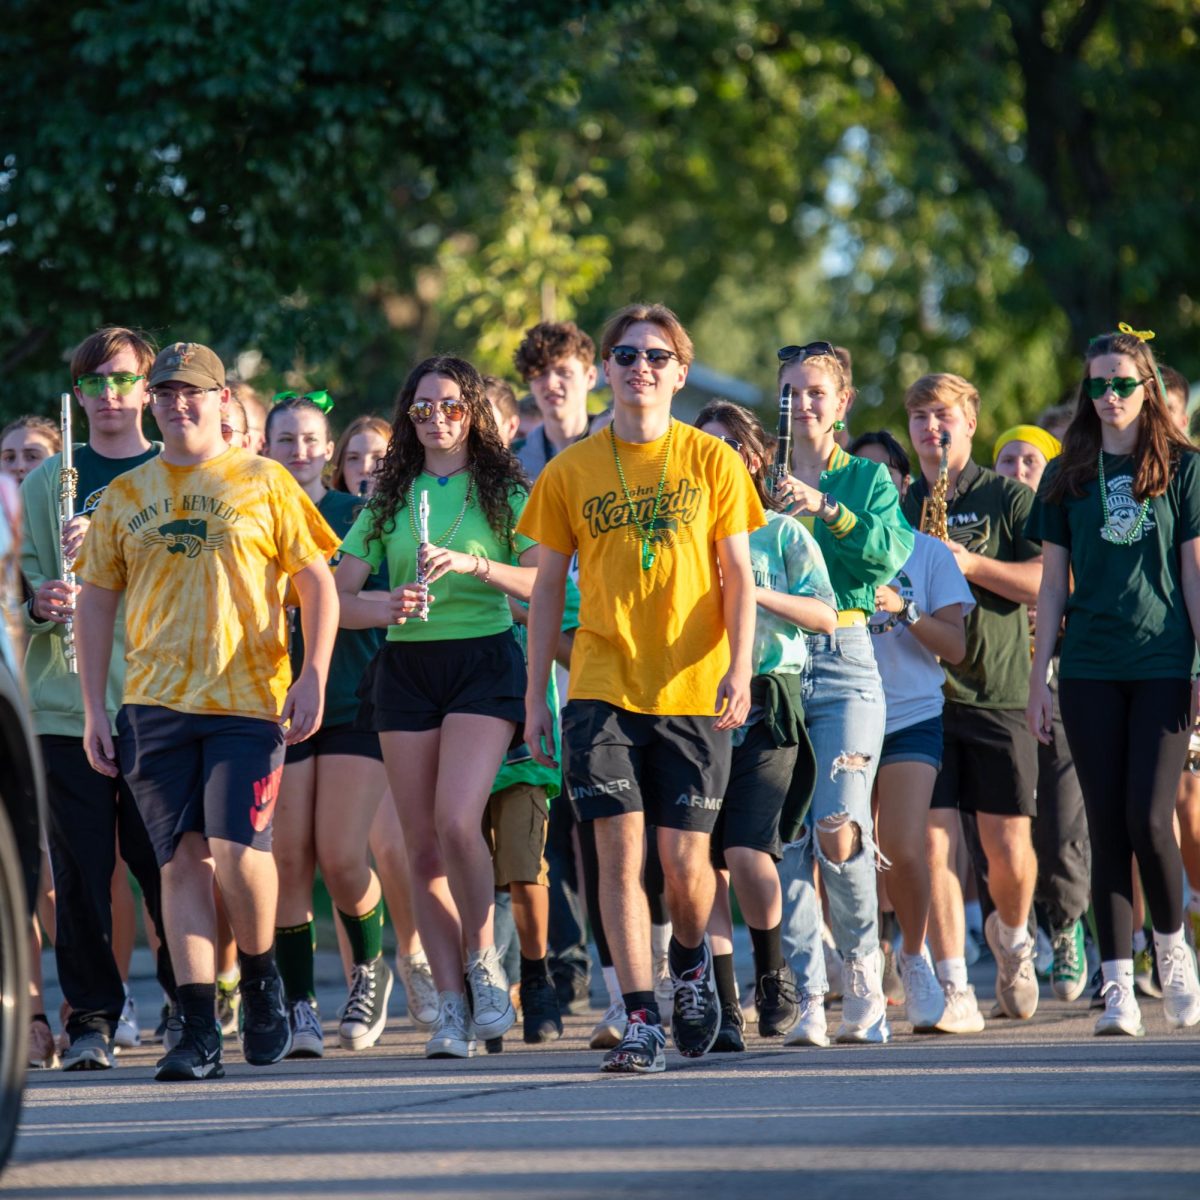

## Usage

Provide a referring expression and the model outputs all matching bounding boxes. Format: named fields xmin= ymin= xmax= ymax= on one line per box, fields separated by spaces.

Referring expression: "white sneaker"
xmin=113 ymin=987 xmax=140 ymax=1049
xmin=465 ymin=945 xmax=515 ymax=1039
xmin=985 ymin=912 xmax=1040 ymax=1020
xmin=396 ymin=950 xmax=440 ymax=1032
xmin=1158 ymin=943 xmax=1200 ymax=1029
xmin=589 ymin=1000 xmax=627 ymax=1050
xmin=652 ymin=952 xmax=674 ymax=1018
xmin=288 ymin=998 xmax=325 ymax=1057
xmin=1094 ymin=980 xmax=1144 ymax=1037
xmin=900 ymin=951 xmax=946 ymax=1032
xmin=337 ymin=958 xmax=393 ymax=1050
xmin=934 ymin=983 xmax=986 ymax=1034
xmin=836 ymin=950 xmax=890 ymax=1043
xmin=425 ymin=991 xmax=476 ymax=1058
xmin=822 ymin=924 xmax=844 ymax=1000
xmin=783 ymin=992 xmax=829 ymax=1047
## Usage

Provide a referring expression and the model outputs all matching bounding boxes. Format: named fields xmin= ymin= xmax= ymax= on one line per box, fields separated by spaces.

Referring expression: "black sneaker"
xmin=155 ymin=1016 xmax=224 ymax=1081
xmin=1088 ymin=966 xmax=1105 ymax=1010
xmin=757 ymin=964 xmax=800 ymax=1037
xmin=552 ymin=970 xmax=591 ymax=1016
xmin=239 ymin=972 xmax=293 ymax=1065
xmin=485 ymin=1036 xmax=504 ymax=1054
xmin=670 ymin=942 xmax=720 ymax=1058
xmin=600 ymin=1010 xmax=666 ymax=1074
xmin=710 ymin=1003 xmax=746 ymax=1053
xmin=520 ymin=974 xmax=563 ymax=1044
xmin=337 ymin=957 xmax=393 ymax=1051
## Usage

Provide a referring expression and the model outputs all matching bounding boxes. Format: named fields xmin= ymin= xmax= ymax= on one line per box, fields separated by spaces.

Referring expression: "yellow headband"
xmin=993 ymin=424 xmax=1062 ymax=467
xmin=1118 ymin=321 xmax=1155 ymax=342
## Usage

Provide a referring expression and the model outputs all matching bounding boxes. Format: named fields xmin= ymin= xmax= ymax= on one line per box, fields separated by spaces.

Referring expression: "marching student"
xmin=2 ymin=416 xmax=60 ymax=483
xmin=75 ymin=341 xmax=340 ymax=1081
xmin=1027 ymin=326 xmax=1200 ymax=1035
xmin=521 ymin=303 xmax=764 ymax=1073
xmin=335 ymin=355 xmax=538 ymax=1058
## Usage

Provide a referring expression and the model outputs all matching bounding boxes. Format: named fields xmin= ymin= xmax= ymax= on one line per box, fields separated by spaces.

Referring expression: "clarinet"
xmin=416 ymin=488 xmax=431 ymax=621
xmin=59 ymin=392 xmax=79 ymax=674
xmin=767 ymin=383 xmax=793 ymax=500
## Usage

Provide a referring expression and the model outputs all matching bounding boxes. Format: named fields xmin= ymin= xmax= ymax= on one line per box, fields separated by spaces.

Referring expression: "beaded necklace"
xmin=1097 ymin=450 xmax=1150 ymax=546
xmin=609 ymin=421 xmax=675 ymax=570
xmin=407 ymin=475 xmax=473 ymax=547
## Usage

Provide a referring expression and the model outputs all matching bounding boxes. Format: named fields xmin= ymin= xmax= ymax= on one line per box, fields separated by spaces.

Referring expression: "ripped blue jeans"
xmin=779 ymin=625 xmax=885 ymax=993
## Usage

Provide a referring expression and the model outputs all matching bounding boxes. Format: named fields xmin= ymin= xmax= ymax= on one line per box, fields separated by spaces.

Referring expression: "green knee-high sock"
xmin=275 ymin=921 xmax=316 ymax=1002
xmin=337 ymin=901 xmax=383 ymax=965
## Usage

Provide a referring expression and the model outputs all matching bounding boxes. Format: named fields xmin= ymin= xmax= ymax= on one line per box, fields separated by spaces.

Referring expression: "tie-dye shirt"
xmin=75 ymin=447 xmax=339 ymax=720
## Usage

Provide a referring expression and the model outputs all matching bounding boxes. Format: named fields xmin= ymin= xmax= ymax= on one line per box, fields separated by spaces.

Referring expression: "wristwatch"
xmin=819 ymin=492 xmax=840 ymax=522
xmin=898 ymin=599 xmax=922 ymax=627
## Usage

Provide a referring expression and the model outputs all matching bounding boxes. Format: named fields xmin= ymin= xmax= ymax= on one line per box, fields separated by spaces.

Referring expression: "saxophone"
xmin=920 ymin=430 xmax=951 ymax=540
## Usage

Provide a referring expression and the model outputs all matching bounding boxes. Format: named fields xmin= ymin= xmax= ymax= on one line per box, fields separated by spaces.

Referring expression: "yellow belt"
xmin=836 ymin=609 xmax=868 ymax=627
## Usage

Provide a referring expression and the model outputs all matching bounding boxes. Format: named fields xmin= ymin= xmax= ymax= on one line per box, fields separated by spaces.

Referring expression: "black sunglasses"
xmin=777 ymin=341 xmax=836 ymax=364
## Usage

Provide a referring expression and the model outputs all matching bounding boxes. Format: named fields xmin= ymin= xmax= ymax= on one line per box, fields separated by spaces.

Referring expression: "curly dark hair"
xmin=695 ymin=400 xmax=775 ymax=510
xmin=513 ymin=321 xmax=595 ymax=381
xmin=367 ymin=356 xmax=529 ymax=550
xmin=1044 ymin=331 xmax=1195 ymax=505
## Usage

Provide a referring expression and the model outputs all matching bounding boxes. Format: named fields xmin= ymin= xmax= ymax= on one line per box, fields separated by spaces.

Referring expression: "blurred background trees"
xmin=3 ymin=0 xmax=1196 ymax=443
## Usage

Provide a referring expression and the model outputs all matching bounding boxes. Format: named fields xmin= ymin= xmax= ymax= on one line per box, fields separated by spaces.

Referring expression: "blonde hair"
xmin=904 ymin=372 xmax=981 ymax=418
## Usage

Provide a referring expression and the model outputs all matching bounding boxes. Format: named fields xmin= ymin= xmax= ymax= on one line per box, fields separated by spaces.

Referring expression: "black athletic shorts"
xmin=710 ymin=719 xmax=797 ymax=867
xmin=931 ymin=702 xmax=1037 ymax=818
xmin=561 ymin=699 xmax=732 ymax=834
xmin=364 ymin=631 xmax=526 ymax=733
xmin=116 ymin=704 xmax=287 ymax=866
xmin=284 ymin=722 xmax=382 ymax=764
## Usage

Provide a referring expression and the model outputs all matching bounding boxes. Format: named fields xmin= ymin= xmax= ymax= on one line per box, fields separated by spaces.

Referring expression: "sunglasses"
xmin=777 ymin=341 xmax=836 ymax=364
xmin=408 ymin=399 xmax=468 ymax=424
xmin=715 ymin=435 xmax=742 ymax=451
xmin=609 ymin=345 xmax=678 ymax=369
xmin=76 ymin=372 xmax=145 ymax=398
xmin=1086 ymin=376 xmax=1146 ymax=400
xmin=273 ymin=389 xmax=334 ymax=414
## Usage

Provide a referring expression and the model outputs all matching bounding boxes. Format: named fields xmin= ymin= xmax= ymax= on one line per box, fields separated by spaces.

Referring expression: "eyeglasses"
xmin=777 ymin=341 xmax=836 ymax=364
xmin=273 ymin=389 xmax=334 ymax=415
xmin=1086 ymin=376 xmax=1146 ymax=400
xmin=609 ymin=346 xmax=678 ymax=369
xmin=715 ymin=436 xmax=742 ymax=451
xmin=149 ymin=386 xmax=219 ymax=407
xmin=408 ymin=399 xmax=468 ymax=424
xmin=76 ymin=372 xmax=145 ymax=397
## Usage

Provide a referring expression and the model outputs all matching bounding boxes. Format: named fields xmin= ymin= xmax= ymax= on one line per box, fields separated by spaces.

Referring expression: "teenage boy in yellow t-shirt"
xmin=74 ymin=342 xmax=339 ymax=1082
xmin=519 ymin=303 xmax=765 ymax=1074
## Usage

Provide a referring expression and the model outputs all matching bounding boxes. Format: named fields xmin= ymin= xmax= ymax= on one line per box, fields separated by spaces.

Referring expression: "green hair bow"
xmin=272 ymin=389 xmax=334 ymax=414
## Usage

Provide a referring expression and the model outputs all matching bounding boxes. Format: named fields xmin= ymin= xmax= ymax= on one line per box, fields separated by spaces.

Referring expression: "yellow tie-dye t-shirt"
xmin=75 ymin=448 xmax=339 ymax=720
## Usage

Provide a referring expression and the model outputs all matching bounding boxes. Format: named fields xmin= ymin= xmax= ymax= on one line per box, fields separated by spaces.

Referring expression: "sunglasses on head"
xmin=777 ymin=341 xmax=836 ymax=365
xmin=715 ymin=435 xmax=742 ymax=451
xmin=76 ymin=372 xmax=145 ymax=398
xmin=1086 ymin=376 xmax=1146 ymax=400
xmin=408 ymin=399 xmax=468 ymax=424
xmin=608 ymin=345 xmax=678 ymax=369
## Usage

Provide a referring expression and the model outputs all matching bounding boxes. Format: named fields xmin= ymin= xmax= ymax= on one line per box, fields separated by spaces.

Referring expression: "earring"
xmin=833 ymin=419 xmax=846 ymax=432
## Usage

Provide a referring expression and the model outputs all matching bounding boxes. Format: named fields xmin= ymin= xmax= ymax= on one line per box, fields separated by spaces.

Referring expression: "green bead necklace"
xmin=1097 ymin=450 xmax=1150 ymax=545
xmin=609 ymin=421 xmax=675 ymax=570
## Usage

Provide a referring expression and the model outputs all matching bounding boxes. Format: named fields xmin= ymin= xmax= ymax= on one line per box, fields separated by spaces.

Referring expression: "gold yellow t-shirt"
xmin=517 ymin=420 xmax=766 ymax=715
xmin=75 ymin=448 xmax=339 ymax=720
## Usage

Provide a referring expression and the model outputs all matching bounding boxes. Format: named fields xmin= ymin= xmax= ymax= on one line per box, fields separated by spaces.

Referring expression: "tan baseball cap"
xmin=149 ymin=342 xmax=226 ymax=390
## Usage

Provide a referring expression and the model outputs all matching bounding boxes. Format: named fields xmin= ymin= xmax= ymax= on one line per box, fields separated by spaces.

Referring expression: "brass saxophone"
xmin=920 ymin=430 xmax=951 ymax=540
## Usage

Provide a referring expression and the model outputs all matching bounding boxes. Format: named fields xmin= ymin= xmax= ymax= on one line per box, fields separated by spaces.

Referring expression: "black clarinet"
xmin=767 ymin=383 xmax=793 ymax=500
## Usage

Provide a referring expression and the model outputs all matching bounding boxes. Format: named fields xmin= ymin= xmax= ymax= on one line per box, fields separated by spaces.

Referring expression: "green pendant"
xmin=641 ymin=542 xmax=656 ymax=570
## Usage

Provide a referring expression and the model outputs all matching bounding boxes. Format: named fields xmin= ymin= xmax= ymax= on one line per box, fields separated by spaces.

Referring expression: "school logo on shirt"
xmin=79 ymin=486 xmax=108 ymax=517
xmin=947 ymin=512 xmax=991 ymax=553
xmin=141 ymin=518 xmax=226 ymax=559
xmin=1100 ymin=474 xmax=1155 ymax=544
xmin=581 ymin=478 xmax=703 ymax=552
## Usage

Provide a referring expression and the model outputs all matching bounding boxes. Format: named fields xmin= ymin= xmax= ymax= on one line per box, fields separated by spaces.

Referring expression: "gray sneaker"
xmin=61 ymin=1031 xmax=115 ymax=1071
xmin=985 ymin=912 xmax=1040 ymax=1020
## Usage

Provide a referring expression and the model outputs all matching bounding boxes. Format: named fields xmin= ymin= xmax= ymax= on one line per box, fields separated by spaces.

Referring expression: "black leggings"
xmin=1058 ymin=677 xmax=1190 ymax=961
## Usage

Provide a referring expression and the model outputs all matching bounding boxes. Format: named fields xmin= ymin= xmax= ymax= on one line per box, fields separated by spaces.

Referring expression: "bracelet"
xmin=471 ymin=554 xmax=481 ymax=576
xmin=479 ymin=556 xmax=492 ymax=583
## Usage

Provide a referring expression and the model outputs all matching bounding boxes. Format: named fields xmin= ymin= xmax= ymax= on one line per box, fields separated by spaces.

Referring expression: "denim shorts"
xmin=879 ymin=714 xmax=943 ymax=770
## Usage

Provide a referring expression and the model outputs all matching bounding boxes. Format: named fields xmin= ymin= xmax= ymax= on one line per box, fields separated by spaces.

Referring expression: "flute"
xmin=59 ymin=392 xmax=79 ymax=673
xmin=417 ymin=489 xmax=431 ymax=620
xmin=767 ymin=383 xmax=793 ymax=500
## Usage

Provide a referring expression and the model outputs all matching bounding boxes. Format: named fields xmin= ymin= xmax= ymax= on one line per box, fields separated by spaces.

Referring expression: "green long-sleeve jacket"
xmin=808 ymin=445 xmax=914 ymax=612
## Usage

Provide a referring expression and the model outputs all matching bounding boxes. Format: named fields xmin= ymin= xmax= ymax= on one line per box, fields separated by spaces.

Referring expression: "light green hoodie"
xmin=20 ymin=445 xmax=158 ymax=737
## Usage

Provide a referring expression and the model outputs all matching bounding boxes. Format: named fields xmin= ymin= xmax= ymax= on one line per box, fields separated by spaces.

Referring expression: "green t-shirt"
xmin=1026 ymin=451 xmax=1200 ymax=680
xmin=491 ymin=577 xmax=582 ymax=800
xmin=76 ymin=443 xmax=160 ymax=516
xmin=904 ymin=460 xmax=1039 ymax=709
xmin=340 ymin=472 xmax=534 ymax=643
xmin=292 ymin=489 xmax=386 ymax=726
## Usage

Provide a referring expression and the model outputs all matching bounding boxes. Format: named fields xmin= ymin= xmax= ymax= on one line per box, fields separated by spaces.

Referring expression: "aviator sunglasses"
xmin=408 ymin=398 xmax=468 ymax=424
xmin=1086 ymin=376 xmax=1147 ymax=400
xmin=608 ymin=345 xmax=678 ymax=369
xmin=777 ymin=341 xmax=836 ymax=364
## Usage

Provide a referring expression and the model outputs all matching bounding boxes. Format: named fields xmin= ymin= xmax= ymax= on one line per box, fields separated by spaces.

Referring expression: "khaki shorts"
xmin=483 ymin=782 xmax=550 ymax=888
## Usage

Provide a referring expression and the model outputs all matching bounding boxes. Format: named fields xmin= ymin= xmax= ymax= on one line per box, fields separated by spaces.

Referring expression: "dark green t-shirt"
xmin=75 ymin=442 xmax=161 ymax=517
xmin=290 ymin=489 xmax=386 ymax=727
xmin=904 ymin=460 xmax=1039 ymax=709
xmin=1026 ymin=451 xmax=1200 ymax=681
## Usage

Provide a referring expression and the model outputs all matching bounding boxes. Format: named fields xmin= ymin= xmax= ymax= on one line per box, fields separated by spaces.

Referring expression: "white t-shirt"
xmin=869 ymin=532 xmax=975 ymax=735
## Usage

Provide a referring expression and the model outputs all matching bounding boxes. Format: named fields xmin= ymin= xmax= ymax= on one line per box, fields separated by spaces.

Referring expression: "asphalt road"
xmin=4 ymin=950 xmax=1199 ymax=1199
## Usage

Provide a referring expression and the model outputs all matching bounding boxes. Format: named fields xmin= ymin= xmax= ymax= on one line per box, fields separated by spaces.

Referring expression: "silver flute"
xmin=417 ymin=489 xmax=431 ymax=620
xmin=59 ymin=392 xmax=79 ymax=673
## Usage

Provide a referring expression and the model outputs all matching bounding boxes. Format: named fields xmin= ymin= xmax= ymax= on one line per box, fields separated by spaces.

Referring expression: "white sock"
xmin=1101 ymin=959 xmax=1134 ymax=987
xmin=964 ymin=900 xmax=983 ymax=934
xmin=1153 ymin=926 xmax=1185 ymax=958
xmin=602 ymin=965 xmax=622 ymax=1006
xmin=1132 ymin=927 xmax=1148 ymax=953
xmin=650 ymin=922 xmax=671 ymax=962
xmin=996 ymin=918 xmax=1029 ymax=952
xmin=936 ymin=957 xmax=968 ymax=990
